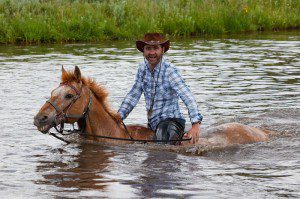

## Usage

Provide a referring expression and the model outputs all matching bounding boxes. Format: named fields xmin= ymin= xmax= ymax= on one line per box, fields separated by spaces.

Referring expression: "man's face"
xmin=143 ymin=44 xmax=164 ymax=67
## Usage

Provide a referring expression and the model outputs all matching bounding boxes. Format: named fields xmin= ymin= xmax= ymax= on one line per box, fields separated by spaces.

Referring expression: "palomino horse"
xmin=34 ymin=66 xmax=270 ymax=146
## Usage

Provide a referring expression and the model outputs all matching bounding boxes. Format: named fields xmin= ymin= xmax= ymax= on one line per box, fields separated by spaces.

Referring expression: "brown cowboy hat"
xmin=136 ymin=33 xmax=170 ymax=53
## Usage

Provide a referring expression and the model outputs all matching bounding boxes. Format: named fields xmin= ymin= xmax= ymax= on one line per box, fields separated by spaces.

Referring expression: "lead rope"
xmin=49 ymin=132 xmax=71 ymax=144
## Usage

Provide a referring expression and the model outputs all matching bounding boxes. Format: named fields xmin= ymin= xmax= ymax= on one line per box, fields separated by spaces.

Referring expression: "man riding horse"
xmin=118 ymin=33 xmax=203 ymax=144
xmin=34 ymin=52 xmax=270 ymax=146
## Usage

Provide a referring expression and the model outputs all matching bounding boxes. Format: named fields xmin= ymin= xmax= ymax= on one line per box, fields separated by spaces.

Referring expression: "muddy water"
xmin=0 ymin=32 xmax=299 ymax=198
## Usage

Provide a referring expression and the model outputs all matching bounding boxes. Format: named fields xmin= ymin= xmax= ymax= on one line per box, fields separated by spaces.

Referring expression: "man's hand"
xmin=116 ymin=112 xmax=123 ymax=123
xmin=183 ymin=122 xmax=201 ymax=144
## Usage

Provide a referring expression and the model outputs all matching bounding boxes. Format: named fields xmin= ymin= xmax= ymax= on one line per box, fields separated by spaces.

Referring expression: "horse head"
xmin=34 ymin=66 xmax=91 ymax=134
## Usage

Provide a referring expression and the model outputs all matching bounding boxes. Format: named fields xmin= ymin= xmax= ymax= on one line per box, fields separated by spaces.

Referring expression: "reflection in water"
xmin=138 ymin=152 xmax=186 ymax=198
xmin=35 ymin=143 xmax=113 ymax=193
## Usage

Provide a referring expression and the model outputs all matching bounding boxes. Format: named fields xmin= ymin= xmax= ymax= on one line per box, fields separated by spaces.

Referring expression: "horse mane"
xmin=61 ymin=70 xmax=121 ymax=124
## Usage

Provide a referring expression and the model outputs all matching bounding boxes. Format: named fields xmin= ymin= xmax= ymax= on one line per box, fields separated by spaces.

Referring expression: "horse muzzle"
xmin=33 ymin=114 xmax=57 ymax=134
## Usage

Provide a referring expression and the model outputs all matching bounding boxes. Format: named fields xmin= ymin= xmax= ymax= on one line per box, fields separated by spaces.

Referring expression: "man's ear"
xmin=74 ymin=66 xmax=81 ymax=82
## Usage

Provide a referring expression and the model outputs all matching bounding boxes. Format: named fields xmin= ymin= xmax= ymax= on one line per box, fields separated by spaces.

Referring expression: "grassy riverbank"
xmin=0 ymin=0 xmax=299 ymax=44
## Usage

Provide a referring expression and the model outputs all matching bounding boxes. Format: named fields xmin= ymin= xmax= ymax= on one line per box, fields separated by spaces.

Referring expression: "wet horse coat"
xmin=34 ymin=66 xmax=270 ymax=146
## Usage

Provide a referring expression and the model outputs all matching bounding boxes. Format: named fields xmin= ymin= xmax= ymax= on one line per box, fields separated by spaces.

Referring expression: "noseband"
xmin=47 ymin=82 xmax=92 ymax=134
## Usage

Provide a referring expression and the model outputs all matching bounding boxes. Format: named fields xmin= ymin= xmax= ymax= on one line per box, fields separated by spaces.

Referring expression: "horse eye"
xmin=65 ymin=94 xmax=74 ymax=99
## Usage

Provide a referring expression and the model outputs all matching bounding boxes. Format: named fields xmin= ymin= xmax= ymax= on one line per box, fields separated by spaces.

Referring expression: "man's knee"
xmin=167 ymin=123 xmax=182 ymax=140
xmin=154 ymin=119 xmax=185 ymax=144
xmin=155 ymin=121 xmax=169 ymax=141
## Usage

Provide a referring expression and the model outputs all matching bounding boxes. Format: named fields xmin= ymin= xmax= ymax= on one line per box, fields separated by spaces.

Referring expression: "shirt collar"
xmin=144 ymin=58 xmax=165 ymax=73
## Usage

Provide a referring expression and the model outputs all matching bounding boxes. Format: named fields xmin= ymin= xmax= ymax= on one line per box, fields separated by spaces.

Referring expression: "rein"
xmin=51 ymin=129 xmax=192 ymax=144
xmin=47 ymin=82 xmax=192 ymax=144
xmin=80 ymin=133 xmax=192 ymax=143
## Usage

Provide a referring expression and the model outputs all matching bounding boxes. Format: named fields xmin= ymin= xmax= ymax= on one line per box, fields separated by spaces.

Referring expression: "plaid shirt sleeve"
xmin=118 ymin=65 xmax=144 ymax=120
xmin=168 ymin=66 xmax=203 ymax=123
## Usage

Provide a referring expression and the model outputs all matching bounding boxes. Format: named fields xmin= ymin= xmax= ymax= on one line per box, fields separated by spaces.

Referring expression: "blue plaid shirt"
xmin=118 ymin=59 xmax=203 ymax=130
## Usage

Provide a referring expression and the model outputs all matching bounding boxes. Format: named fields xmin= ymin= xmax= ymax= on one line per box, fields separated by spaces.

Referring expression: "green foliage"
xmin=0 ymin=0 xmax=299 ymax=44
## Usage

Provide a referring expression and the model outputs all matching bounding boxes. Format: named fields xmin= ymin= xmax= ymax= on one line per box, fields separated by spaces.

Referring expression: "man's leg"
xmin=154 ymin=119 xmax=185 ymax=144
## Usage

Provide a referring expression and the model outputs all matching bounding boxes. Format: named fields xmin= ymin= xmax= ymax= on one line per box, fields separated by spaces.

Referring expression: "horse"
xmin=34 ymin=66 xmax=270 ymax=146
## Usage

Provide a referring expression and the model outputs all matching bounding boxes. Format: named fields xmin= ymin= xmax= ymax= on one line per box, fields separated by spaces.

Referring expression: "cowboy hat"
xmin=136 ymin=33 xmax=170 ymax=53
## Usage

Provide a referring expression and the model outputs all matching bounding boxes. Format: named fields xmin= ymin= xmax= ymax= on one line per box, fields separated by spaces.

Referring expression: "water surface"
xmin=0 ymin=31 xmax=299 ymax=198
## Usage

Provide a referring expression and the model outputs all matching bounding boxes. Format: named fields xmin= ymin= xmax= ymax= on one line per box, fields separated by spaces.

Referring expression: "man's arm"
xmin=168 ymin=66 xmax=203 ymax=143
xmin=118 ymin=66 xmax=144 ymax=120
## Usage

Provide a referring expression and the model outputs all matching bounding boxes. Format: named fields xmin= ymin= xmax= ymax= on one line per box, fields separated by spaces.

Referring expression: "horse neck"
xmin=83 ymin=92 xmax=126 ymax=138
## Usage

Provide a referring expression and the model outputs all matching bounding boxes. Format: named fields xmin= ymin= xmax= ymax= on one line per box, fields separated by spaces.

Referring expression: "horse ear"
xmin=74 ymin=66 xmax=81 ymax=82
xmin=62 ymin=65 xmax=67 ymax=75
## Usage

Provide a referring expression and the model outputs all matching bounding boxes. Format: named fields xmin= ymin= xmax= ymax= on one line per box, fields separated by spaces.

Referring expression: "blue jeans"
xmin=154 ymin=118 xmax=185 ymax=145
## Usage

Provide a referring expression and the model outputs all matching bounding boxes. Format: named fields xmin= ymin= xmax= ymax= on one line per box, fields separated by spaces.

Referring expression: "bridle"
xmin=46 ymin=82 xmax=92 ymax=135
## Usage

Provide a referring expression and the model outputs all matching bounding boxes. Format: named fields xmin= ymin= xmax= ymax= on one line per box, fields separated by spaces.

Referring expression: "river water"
xmin=0 ymin=32 xmax=299 ymax=198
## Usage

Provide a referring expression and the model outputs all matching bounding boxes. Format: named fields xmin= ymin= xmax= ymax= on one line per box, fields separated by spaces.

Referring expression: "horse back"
xmin=203 ymin=123 xmax=269 ymax=146
xmin=126 ymin=125 xmax=154 ymax=140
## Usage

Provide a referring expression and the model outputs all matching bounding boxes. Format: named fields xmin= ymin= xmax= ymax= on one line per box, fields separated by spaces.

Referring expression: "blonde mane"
xmin=61 ymin=70 xmax=121 ymax=123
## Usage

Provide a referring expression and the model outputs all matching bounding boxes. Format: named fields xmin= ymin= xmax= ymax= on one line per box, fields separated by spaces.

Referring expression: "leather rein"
xmin=46 ymin=82 xmax=191 ymax=144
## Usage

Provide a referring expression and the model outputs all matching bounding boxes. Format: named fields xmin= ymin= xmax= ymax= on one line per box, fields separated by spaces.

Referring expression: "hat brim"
xmin=136 ymin=40 xmax=170 ymax=53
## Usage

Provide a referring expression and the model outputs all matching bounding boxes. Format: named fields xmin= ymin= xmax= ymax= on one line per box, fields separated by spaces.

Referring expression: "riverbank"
xmin=0 ymin=0 xmax=299 ymax=44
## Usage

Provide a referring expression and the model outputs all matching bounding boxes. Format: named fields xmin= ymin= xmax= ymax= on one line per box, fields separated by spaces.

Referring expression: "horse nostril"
xmin=41 ymin=115 xmax=48 ymax=122
xmin=34 ymin=114 xmax=49 ymax=126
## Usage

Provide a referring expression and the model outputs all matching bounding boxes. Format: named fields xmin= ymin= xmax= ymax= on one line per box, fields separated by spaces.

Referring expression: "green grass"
xmin=0 ymin=0 xmax=299 ymax=44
